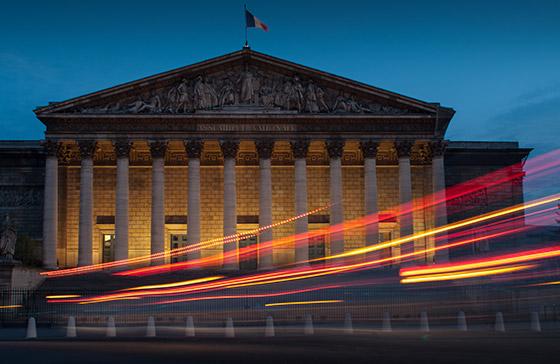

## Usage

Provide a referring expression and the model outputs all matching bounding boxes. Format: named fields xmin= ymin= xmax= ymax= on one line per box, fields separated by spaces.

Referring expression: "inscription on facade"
xmin=197 ymin=124 xmax=296 ymax=132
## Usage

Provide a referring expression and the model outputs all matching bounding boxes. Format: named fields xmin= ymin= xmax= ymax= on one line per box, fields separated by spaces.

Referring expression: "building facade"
xmin=0 ymin=49 xmax=530 ymax=270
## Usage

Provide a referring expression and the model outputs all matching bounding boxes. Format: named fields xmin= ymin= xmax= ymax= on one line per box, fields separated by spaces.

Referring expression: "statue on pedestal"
xmin=0 ymin=215 xmax=16 ymax=262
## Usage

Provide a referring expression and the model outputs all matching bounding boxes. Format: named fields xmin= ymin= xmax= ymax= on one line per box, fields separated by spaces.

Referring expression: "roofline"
xmin=34 ymin=48 xmax=454 ymax=117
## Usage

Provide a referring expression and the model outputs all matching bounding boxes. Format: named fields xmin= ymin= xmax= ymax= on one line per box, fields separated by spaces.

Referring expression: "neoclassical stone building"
xmin=0 ymin=49 xmax=530 ymax=270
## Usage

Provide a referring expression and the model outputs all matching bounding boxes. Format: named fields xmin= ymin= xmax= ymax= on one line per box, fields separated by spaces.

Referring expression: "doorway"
xmin=238 ymin=235 xmax=258 ymax=271
xmin=170 ymin=233 xmax=188 ymax=263
xmin=101 ymin=234 xmax=115 ymax=263
xmin=308 ymin=234 xmax=326 ymax=263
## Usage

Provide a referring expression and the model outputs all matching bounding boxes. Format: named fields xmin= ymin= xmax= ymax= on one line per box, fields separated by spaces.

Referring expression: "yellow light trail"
xmin=264 ymin=300 xmax=343 ymax=307
xmin=400 ymin=264 xmax=536 ymax=284
xmin=0 ymin=305 xmax=22 ymax=309
xmin=45 ymin=295 xmax=81 ymax=299
xmin=320 ymin=195 xmax=560 ymax=262
xmin=401 ymin=248 xmax=560 ymax=277
xmin=121 ymin=276 xmax=224 ymax=291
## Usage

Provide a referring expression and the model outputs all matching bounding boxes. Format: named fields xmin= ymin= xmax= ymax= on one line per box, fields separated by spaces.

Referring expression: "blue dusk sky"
xmin=1 ymin=0 xmax=559 ymax=155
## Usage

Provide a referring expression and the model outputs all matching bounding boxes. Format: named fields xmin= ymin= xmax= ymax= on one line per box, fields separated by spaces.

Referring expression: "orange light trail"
xmin=48 ymin=220 xmax=539 ymax=305
xmin=45 ymin=294 xmax=81 ymax=299
xmin=400 ymin=264 xmax=537 ymax=284
xmin=316 ymin=194 xmax=560 ymax=262
xmin=42 ymin=205 xmax=330 ymax=277
xmin=120 ymin=276 xmax=224 ymax=291
xmin=151 ymin=285 xmax=343 ymax=305
xmin=400 ymin=244 xmax=560 ymax=277
xmin=116 ymin=195 xmax=558 ymax=277
xmin=0 ymin=305 xmax=22 ymax=309
xmin=43 ymin=149 xmax=560 ymax=279
xmin=264 ymin=300 xmax=344 ymax=307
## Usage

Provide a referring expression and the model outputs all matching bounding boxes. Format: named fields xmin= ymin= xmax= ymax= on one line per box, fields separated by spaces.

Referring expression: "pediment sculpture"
xmin=69 ymin=65 xmax=409 ymax=115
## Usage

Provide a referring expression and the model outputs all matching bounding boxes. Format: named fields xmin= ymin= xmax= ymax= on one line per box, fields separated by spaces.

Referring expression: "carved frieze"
xmin=66 ymin=64 xmax=410 ymax=116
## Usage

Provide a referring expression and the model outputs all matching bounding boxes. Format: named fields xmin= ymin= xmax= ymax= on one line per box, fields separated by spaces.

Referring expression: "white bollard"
xmin=343 ymin=313 xmax=354 ymax=335
xmin=66 ymin=316 xmax=77 ymax=338
xmin=146 ymin=316 xmax=156 ymax=337
xmin=457 ymin=311 xmax=467 ymax=332
xmin=530 ymin=311 xmax=541 ymax=332
xmin=382 ymin=312 xmax=392 ymax=332
xmin=106 ymin=316 xmax=116 ymax=337
xmin=185 ymin=316 xmax=195 ymax=337
xmin=225 ymin=317 xmax=235 ymax=338
xmin=25 ymin=317 xmax=37 ymax=339
xmin=495 ymin=312 xmax=505 ymax=332
xmin=420 ymin=311 xmax=430 ymax=332
xmin=304 ymin=314 xmax=314 ymax=335
xmin=265 ymin=316 xmax=275 ymax=337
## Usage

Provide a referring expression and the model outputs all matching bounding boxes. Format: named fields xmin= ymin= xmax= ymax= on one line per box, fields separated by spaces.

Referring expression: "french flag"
xmin=245 ymin=9 xmax=269 ymax=32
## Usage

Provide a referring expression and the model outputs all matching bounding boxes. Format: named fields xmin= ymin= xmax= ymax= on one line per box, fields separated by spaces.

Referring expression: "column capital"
xmin=113 ymin=139 xmax=132 ymax=158
xmin=326 ymin=138 xmax=345 ymax=158
xmin=184 ymin=139 xmax=204 ymax=159
xmin=359 ymin=140 xmax=379 ymax=159
xmin=431 ymin=140 xmax=448 ymax=157
xmin=395 ymin=140 xmax=414 ymax=159
xmin=290 ymin=139 xmax=310 ymax=159
xmin=42 ymin=140 xmax=60 ymax=157
xmin=220 ymin=139 xmax=239 ymax=159
xmin=255 ymin=139 xmax=274 ymax=160
xmin=149 ymin=140 xmax=168 ymax=159
xmin=77 ymin=140 xmax=97 ymax=159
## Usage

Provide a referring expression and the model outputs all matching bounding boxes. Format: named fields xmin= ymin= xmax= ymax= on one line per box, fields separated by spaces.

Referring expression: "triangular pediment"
xmin=35 ymin=49 xmax=452 ymax=118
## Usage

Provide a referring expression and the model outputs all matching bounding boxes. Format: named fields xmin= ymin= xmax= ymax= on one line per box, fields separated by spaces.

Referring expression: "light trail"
xmin=47 ymin=195 xmax=558 ymax=305
xmin=48 ymin=219 xmax=537 ymax=305
xmin=400 ymin=264 xmax=537 ymax=284
xmin=400 ymin=245 xmax=560 ymax=277
xmin=42 ymin=205 xmax=330 ymax=277
xmin=43 ymin=149 xmax=560 ymax=279
xmin=0 ymin=305 xmax=22 ymax=309
xmin=151 ymin=285 xmax=343 ymax=305
xmin=45 ymin=294 xmax=81 ymax=299
xmin=316 ymin=194 xmax=560 ymax=262
xmin=117 ymin=194 xmax=558 ymax=277
xmin=264 ymin=300 xmax=344 ymax=307
xmin=120 ymin=276 xmax=224 ymax=291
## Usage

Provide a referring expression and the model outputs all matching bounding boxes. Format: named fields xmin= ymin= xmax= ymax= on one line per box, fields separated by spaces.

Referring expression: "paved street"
xmin=1 ymin=331 xmax=559 ymax=364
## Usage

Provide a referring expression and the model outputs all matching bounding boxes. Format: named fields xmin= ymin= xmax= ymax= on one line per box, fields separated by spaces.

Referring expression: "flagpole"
xmin=244 ymin=4 xmax=249 ymax=48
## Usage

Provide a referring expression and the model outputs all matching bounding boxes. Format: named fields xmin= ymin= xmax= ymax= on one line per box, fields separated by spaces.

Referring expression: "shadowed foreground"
xmin=2 ymin=332 xmax=559 ymax=364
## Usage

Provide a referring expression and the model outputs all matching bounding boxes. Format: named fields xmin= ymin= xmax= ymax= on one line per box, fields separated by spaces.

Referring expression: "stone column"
xmin=185 ymin=139 xmax=203 ymax=262
xmin=256 ymin=139 xmax=274 ymax=270
xmin=396 ymin=140 xmax=415 ymax=262
xmin=220 ymin=140 xmax=239 ymax=270
xmin=326 ymin=139 xmax=345 ymax=256
xmin=77 ymin=140 xmax=96 ymax=267
xmin=149 ymin=140 xmax=167 ymax=262
xmin=360 ymin=140 xmax=380 ymax=260
xmin=291 ymin=139 xmax=310 ymax=265
xmin=113 ymin=139 xmax=131 ymax=262
xmin=431 ymin=140 xmax=449 ymax=263
xmin=42 ymin=140 xmax=59 ymax=269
